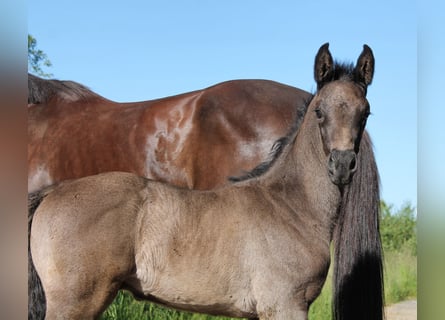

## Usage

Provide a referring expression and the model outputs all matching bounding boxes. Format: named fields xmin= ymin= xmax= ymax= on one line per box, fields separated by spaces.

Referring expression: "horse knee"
xmin=256 ymin=290 xmax=309 ymax=320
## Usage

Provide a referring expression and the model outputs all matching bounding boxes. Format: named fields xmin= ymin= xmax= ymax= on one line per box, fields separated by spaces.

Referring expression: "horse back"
xmin=28 ymin=79 xmax=311 ymax=192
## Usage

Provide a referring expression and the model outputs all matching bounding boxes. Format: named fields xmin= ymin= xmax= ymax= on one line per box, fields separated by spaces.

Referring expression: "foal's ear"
xmin=354 ymin=44 xmax=375 ymax=88
xmin=314 ymin=43 xmax=334 ymax=90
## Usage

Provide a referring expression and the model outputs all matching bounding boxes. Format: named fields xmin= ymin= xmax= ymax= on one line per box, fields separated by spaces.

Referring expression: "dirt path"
xmin=385 ymin=299 xmax=417 ymax=320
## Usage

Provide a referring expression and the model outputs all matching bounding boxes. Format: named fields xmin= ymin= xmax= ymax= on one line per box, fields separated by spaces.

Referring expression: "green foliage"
xmin=380 ymin=201 xmax=417 ymax=255
xmin=28 ymin=34 xmax=53 ymax=77
xmin=379 ymin=201 xmax=417 ymax=304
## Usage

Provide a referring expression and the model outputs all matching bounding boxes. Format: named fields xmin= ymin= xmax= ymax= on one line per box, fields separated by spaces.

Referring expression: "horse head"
xmin=312 ymin=43 xmax=374 ymax=185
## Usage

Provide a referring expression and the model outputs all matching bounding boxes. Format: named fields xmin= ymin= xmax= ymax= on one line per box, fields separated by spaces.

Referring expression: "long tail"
xmin=28 ymin=190 xmax=48 ymax=320
xmin=333 ymin=131 xmax=385 ymax=320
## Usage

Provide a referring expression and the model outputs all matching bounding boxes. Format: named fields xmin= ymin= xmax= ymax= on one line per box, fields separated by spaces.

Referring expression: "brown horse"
xmin=28 ymin=75 xmax=310 ymax=192
xmin=29 ymin=43 xmax=384 ymax=320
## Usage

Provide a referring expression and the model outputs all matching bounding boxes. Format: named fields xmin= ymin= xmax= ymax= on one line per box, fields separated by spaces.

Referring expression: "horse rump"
xmin=28 ymin=189 xmax=49 ymax=320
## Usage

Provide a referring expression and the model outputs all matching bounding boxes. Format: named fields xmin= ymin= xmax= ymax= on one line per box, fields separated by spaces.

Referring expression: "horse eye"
xmin=363 ymin=111 xmax=371 ymax=122
xmin=361 ymin=112 xmax=370 ymax=127
xmin=315 ymin=108 xmax=323 ymax=120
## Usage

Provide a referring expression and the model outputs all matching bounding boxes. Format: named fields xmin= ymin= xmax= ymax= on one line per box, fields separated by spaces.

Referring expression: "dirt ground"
xmin=385 ymin=299 xmax=417 ymax=320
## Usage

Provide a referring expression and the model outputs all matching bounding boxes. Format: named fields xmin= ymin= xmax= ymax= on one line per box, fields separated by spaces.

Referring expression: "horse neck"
xmin=262 ymin=110 xmax=342 ymax=237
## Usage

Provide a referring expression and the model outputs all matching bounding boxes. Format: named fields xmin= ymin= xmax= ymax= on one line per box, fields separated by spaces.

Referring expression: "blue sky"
xmin=28 ymin=0 xmax=417 ymax=209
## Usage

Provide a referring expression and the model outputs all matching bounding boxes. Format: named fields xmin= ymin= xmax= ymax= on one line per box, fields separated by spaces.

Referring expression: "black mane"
xmin=333 ymin=61 xmax=355 ymax=81
xmin=229 ymin=95 xmax=311 ymax=183
xmin=28 ymin=73 xmax=101 ymax=104
xmin=228 ymin=136 xmax=291 ymax=183
xmin=331 ymin=60 xmax=370 ymax=94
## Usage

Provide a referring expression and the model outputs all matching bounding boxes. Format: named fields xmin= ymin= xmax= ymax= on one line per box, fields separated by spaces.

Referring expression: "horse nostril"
xmin=328 ymin=152 xmax=336 ymax=174
xmin=327 ymin=150 xmax=357 ymax=185
xmin=329 ymin=150 xmax=338 ymax=163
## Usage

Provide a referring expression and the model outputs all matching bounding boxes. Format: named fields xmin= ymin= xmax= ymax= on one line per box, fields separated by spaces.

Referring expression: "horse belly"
xmin=133 ymin=268 xmax=256 ymax=318
xmin=131 ymin=240 xmax=256 ymax=317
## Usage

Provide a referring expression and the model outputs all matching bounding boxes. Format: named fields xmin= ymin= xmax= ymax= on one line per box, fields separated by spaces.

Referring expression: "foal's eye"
xmin=363 ymin=111 xmax=371 ymax=122
xmin=315 ymin=108 xmax=323 ymax=120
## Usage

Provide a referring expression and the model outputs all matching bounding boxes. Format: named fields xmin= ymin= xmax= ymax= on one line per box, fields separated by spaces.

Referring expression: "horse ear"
xmin=354 ymin=44 xmax=375 ymax=88
xmin=314 ymin=43 xmax=334 ymax=89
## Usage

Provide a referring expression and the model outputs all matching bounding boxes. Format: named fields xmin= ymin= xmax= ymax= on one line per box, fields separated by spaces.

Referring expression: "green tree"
xmin=28 ymin=34 xmax=53 ymax=77
xmin=380 ymin=201 xmax=417 ymax=255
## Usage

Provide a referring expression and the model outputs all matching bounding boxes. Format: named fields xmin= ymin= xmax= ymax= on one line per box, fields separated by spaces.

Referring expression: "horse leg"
xmin=43 ymin=277 xmax=120 ymax=320
xmin=32 ymin=241 xmax=127 ymax=319
xmin=255 ymin=288 xmax=310 ymax=320
xmin=257 ymin=306 xmax=307 ymax=320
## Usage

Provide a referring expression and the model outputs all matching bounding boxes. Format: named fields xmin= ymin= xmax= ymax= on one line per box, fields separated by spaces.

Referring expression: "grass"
xmin=384 ymin=247 xmax=417 ymax=305
xmin=100 ymin=245 xmax=416 ymax=320
xmin=100 ymin=291 xmax=240 ymax=320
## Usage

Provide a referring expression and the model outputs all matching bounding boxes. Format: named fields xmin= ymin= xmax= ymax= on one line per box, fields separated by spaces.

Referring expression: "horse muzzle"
xmin=327 ymin=149 xmax=357 ymax=185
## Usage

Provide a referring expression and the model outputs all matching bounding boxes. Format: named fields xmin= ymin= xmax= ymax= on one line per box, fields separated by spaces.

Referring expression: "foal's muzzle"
xmin=327 ymin=149 xmax=357 ymax=185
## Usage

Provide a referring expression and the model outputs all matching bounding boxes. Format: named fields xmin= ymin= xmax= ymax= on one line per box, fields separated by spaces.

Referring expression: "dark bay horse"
xmin=29 ymin=43 xmax=384 ymax=320
xmin=28 ymin=76 xmax=310 ymax=192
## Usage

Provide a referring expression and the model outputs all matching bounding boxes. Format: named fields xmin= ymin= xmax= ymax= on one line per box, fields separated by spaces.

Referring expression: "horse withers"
xmin=29 ymin=43 xmax=384 ymax=320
